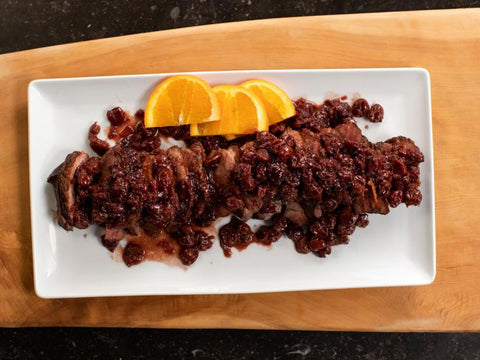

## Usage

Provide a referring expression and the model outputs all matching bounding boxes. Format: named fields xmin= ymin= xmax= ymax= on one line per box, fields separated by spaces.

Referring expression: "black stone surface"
xmin=2 ymin=0 xmax=480 ymax=359
xmin=1 ymin=0 xmax=480 ymax=54
xmin=0 ymin=328 xmax=480 ymax=359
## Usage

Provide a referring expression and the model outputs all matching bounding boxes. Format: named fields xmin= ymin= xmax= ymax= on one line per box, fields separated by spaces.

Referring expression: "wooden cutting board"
xmin=1 ymin=8 xmax=479 ymax=331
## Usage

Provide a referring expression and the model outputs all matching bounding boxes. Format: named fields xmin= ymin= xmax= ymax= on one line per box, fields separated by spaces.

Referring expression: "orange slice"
xmin=190 ymin=85 xmax=268 ymax=136
xmin=144 ymin=75 xmax=220 ymax=127
xmin=241 ymin=79 xmax=296 ymax=125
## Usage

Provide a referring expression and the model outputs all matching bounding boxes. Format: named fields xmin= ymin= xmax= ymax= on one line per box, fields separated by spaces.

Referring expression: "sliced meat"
xmin=238 ymin=195 xmax=264 ymax=221
xmin=48 ymin=151 xmax=89 ymax=230
xmin=212 ymin=146 xmax=239 ymax=187
xmin=284 ymin=201 xmax=308 ymax=226
xmin=336 ymin=122 xmax=363 ymax=143
xmin=167 ymin=146 xmax=188 ymax=182
xmin=166 ymin=147 xmax=195 ymax=226
xmin=101 ymin=226 xmax=124 ymax=252
xmin=254 ymin=199 xmax=282 ymax=220
xmin=182 ymin=144 xmax=210 ymax=218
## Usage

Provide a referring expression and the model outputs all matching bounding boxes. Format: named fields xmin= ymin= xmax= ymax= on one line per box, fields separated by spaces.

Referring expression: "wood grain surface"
xmin=0 ymin=8 xmax=479 ymax=331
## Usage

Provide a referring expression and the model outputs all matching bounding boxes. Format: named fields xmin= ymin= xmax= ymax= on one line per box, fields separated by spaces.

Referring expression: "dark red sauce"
xmin=49 ymin=97 xmax=424 ymax=267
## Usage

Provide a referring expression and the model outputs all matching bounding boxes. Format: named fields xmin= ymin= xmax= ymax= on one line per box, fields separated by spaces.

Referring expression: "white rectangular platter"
xmin=29 ymin=69 xmax=435 ymax=298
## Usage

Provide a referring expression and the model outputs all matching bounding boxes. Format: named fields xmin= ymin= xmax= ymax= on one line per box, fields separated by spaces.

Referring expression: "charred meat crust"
xmin=47 ymin=151 xmax=89 ymax=230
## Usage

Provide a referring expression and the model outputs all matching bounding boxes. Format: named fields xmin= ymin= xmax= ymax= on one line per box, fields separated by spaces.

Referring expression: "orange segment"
xmin=144 ymin=75 xmax=220 ymax=127
xmin=241 ymin=79 xmax=296 ymax=125
xmin=190 ymin=85 xmax=268 ymax=136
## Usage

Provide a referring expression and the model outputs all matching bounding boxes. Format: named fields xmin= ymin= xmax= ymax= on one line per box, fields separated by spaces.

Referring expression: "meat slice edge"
xmin=47 ymin=151 xmax=89 ymax=230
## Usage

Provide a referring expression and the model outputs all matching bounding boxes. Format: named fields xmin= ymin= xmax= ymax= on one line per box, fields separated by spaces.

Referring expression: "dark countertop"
xmin=0 ymin=328 xmax=479 ymax=359
xmin=1 ymin=1 xmax=480 ymax=359
xmin=1 ymin=0 xmax=480 ymax=54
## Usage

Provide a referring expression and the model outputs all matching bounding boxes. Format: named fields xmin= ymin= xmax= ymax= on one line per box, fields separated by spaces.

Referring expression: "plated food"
xmin=30 ymin=69 xmax=434 ymax=297
xmin=48 ymin=75 xmax=424 ymax=267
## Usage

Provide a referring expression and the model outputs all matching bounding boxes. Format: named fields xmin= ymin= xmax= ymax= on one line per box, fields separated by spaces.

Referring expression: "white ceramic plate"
xmin=29 ymin=69 xmax=435 ymax=298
